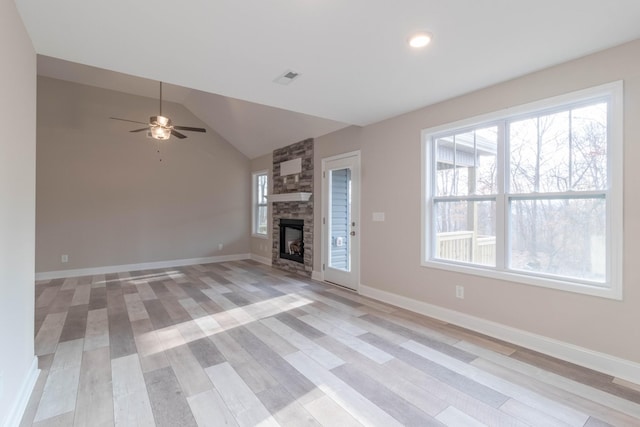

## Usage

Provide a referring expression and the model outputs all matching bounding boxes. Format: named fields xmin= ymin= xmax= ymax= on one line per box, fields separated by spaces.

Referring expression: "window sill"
xmin=421 ymin=260 xmax=621 ymax=300
xmin=252 ymin=233 xmax=268 ymax=240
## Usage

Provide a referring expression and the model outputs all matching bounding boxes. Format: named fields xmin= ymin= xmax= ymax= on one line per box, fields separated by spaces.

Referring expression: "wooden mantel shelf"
xmin=267 ymin=192 xmax=312 ymax=203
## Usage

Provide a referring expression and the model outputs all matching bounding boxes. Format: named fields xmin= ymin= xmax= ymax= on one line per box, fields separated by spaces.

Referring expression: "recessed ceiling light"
xmin=408 ymin=32 xmax=432 ymax=48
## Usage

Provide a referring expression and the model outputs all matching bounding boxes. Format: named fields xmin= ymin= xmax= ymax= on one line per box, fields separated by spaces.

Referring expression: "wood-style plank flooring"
xmin=21 ymin=261 xmax=640 ymax=426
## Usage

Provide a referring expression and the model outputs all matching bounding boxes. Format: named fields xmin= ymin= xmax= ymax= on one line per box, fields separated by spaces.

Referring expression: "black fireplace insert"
xmin=279 ymin=218 xmax=304 ymax=263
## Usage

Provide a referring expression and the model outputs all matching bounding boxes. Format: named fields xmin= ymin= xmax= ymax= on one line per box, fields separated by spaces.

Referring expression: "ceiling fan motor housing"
xmin=150 ymin=115 xmax=172 ymax=128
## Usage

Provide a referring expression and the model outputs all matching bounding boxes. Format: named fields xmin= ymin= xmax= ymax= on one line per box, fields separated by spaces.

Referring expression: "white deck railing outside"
xmin=436 ymin=231 xmax=496 ymax=266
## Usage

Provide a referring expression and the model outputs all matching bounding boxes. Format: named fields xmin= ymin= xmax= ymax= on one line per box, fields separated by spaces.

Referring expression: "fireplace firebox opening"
xmin=279 ymin=218 xmax=304 ymax=264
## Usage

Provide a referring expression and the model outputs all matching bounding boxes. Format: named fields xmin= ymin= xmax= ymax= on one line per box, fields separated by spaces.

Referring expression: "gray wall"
xmin=36 ymin=77 xmax=251 ymax=273
xmin=314 ymin=39 xmax=640 ymax=364
xmin=0 ymin=0 xmax=37 ymax=424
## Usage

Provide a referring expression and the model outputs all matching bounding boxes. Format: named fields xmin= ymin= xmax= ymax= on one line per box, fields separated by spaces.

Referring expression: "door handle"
xmin=350 ymin=231 xmax=356 ymax=236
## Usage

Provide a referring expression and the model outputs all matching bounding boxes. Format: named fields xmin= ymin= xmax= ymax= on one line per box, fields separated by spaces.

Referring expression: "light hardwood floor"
xmin=21 ymin=260 xmax=640 ymax=426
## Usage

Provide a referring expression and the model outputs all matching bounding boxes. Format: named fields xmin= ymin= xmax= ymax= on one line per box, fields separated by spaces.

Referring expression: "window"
xmin=252 ymin=171 xmax=268 ymax=237
xmin=422 ymin=82 xmax=623 ymax=299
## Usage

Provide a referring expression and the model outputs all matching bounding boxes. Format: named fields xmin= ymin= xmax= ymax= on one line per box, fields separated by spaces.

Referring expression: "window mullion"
xmin=569 ymin=110 xmax=573 ymax=190
xmin=495 ymin=119 xmax=507 ymax=271
xmin=427 ymin=136 xmax=435 ymax=260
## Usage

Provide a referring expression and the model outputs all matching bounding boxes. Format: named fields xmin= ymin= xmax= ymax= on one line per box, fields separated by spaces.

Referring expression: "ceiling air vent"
xmin=274 ymin=69 xmax=301 ymax=85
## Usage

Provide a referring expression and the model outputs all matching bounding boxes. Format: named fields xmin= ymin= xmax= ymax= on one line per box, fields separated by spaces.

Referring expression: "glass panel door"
xmin=329 ymin=168 xmax=351 ymax=272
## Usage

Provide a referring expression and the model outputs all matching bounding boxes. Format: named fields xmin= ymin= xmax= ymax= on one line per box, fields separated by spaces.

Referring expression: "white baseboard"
xmin=3 ymin=357 xmax=39 ymax=427
xmin=311 ymin=271 xmax=323 ymax=282
xmin=359 ymin=284 xmax=640 ymax=385
xmin=35 ymin=254 xmax=251 ymax=281
xmin=250 ymin=254 xmax=272 ymax=266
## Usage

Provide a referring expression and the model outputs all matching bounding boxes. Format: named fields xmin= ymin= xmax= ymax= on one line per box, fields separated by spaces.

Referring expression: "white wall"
xmin=315 ymin=39 xmax=640 ymax=369
xmin=0 ymin=1 xmax=37 ymax=425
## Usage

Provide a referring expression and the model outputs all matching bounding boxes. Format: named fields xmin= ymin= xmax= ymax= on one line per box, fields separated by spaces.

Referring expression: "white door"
xmin=322 ymin=152 xmax=360 ymax=290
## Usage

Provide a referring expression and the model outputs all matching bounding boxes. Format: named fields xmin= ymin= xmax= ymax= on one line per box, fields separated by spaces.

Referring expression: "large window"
xmin=422 ymin=82 xmax=623 ymax=299
xmin=252 ymin=171 xmax=268 ymax=237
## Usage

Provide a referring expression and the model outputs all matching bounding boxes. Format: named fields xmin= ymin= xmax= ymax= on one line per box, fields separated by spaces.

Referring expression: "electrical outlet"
xmin=218 ymin=243 xmax=223 ymax=251
xmin=455 ymin=285 xmax=464 ymax=299
xmin=61 ymin=254 xmax=69 ymax=263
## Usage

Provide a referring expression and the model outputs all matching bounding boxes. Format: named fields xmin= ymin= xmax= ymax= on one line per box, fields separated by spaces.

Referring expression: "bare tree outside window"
xmin=508 ymin=103 xmax=607 ymax=281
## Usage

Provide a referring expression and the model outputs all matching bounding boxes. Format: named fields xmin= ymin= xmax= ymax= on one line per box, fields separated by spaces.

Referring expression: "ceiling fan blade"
xmin=174 ymin=125 xmax=206 ymax=133
xmin=110 ymin=117 xmax=148 ymax=125
xmin=171 ymin=130 xmax=187 ymax=139
xmin=130 ymin=128 xmax=149 ymax=133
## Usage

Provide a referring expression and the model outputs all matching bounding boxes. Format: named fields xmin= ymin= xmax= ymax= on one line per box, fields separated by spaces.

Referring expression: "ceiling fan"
xmin=110 ymin=82 xmax=206 ymax=140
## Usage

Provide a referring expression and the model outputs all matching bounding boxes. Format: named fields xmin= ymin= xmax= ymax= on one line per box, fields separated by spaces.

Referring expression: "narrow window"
xmin=252 ymin=171 xmax=268 ymax=237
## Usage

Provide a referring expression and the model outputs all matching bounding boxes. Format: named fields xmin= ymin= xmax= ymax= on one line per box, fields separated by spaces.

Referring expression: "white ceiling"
xmin=18 ymin=0 xmax=640 ymax=158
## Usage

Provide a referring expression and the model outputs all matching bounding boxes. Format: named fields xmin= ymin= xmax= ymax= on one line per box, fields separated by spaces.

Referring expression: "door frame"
xmin=320 ymin=150 xmax=361 ymax=291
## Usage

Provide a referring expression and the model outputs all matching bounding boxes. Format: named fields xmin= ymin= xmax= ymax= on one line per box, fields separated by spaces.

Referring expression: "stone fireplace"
xmin=270 ymin=138 xmax=314 ymax=276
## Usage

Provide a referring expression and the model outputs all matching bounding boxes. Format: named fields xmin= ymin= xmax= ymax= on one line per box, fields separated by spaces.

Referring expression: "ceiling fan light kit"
xmin=110 ymin=82 xmax=206 ymax=141
xmin=150 ymin=115 xmax=172 ymax=140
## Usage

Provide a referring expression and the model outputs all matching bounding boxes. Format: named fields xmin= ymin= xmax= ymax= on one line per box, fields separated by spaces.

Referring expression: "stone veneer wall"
xmin=272 ymin=138 xmax=313 ymax=276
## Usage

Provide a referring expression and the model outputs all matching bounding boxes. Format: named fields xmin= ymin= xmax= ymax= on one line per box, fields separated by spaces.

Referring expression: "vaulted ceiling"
xmin=17 ymin=0 xmax=640 ymax=158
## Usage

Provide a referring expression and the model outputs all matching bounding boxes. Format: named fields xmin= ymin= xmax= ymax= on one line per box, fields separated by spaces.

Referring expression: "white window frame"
xmin=252 ymin=170 xmax=269 ymax=238
xmin=421 ymin=81 xmax=623 ymax=300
